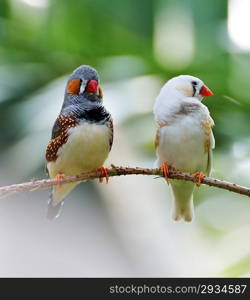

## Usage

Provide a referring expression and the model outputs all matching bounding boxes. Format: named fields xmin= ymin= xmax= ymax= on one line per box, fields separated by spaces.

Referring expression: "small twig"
xmin=0 ymin=166 xmax=249 ymax=199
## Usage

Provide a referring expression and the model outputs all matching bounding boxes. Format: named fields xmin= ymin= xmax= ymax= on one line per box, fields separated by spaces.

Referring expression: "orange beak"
xmin=86 ymin=79 xmax=98 ymax=93
xmin=199 ymin=85 xmax=213 ymax=97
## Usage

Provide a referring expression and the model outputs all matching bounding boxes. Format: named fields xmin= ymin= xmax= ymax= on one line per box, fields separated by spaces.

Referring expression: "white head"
xmin=154 ymin=75 xmax=213 ymax=120
xmin=160 ymin=74 xmax=213 ymax=101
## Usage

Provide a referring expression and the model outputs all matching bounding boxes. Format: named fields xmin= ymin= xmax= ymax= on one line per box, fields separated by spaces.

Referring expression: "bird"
xmin=45 ymin=65 xmax=113 ymax=219
xmin=153 ymin=75 xmax=214 ymax=222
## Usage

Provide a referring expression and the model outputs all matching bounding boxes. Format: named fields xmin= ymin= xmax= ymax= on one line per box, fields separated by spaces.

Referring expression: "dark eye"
xmin=192 ymin=81 xmax=198 ymax=86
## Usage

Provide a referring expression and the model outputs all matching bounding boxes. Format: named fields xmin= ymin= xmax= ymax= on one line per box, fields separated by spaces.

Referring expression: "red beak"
xmin=86 ymin=79 xmax=98 ymax=93
xmin=199 ymin=85 xmax=213 ymax=97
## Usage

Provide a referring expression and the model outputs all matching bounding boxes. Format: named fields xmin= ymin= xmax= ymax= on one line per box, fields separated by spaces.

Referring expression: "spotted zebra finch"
xmin=45 ymin=65 xmax=113 ymax=219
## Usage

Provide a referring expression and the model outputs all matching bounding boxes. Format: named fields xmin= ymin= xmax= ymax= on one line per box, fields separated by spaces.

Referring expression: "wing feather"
xmin=204 ymin=117 xmax=215 ymax=176
xmin=155 ymin=127 xmax=160 ymax=149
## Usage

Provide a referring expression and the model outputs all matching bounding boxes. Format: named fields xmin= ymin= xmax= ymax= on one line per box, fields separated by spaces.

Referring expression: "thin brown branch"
xmin=0 ymin=166 xmax=249 ymax=199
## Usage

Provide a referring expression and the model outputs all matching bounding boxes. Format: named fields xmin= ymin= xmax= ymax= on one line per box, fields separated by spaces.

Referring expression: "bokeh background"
xmin=0 ymin=0 xmax=250 ymax=277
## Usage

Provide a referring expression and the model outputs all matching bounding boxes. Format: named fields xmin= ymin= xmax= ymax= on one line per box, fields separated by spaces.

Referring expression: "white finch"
xmin=153 ymin=75 xmax=214 ymax=222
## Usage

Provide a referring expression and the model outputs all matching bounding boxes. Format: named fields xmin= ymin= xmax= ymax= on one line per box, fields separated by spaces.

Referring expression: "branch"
xmin=0 ymin=166 xmax=249 ymax=199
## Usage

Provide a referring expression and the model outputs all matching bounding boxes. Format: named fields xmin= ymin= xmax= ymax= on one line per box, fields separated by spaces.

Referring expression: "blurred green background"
xmin=1 ymin=0 xmax=250 ymax=277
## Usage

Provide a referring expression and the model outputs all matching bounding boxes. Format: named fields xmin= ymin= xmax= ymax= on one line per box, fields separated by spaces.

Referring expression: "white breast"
xmin=47 ymin=122 xmax=111 ymax=178
xmin=157 ymin=115 xmax=208 ymax=173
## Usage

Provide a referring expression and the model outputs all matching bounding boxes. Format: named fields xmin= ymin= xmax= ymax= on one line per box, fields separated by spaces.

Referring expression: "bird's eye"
xmin=191 ymin=81 xmax=198 ymax=96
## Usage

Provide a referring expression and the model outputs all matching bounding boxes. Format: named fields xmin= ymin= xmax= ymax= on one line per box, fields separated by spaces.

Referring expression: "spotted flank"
xmin=46 ymin=114 xmax=78 ymax=162
xmin=107 ymin=119 xmax=114 ymax=150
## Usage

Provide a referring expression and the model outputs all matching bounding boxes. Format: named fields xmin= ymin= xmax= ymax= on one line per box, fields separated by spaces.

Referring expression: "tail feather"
xmin=46 ymin=182 xmax=79 ymax=220
xmin=170 ymin=180 xmax=195 ymax=222
xmin=47 ymin=194 xmax=64 ymax=220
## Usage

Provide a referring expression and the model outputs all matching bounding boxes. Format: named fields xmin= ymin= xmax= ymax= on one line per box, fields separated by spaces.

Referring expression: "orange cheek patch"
xmin=99 ymin=87 xmax=103 ymax=98
xmin=67 ymin=79 xmax=81 ymax=94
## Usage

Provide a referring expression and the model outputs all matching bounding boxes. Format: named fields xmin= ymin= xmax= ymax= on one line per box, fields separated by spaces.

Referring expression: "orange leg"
xmin=98 ymin=167 xmax=109 ymax=184
xmin=161 ymin=162 xmax=169 ymax=183
xmin=54 ymin=173 xmax=65 ymax=189
xmin=192 ymin=171 xmax=205 ymax=188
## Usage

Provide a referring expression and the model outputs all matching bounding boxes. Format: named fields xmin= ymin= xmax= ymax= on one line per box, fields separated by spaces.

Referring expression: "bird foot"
xmin=55 ymin=173 xmax=66 ymax=189
xmin=161 ymin=162 xmax=170 ymax=183
xmin=192 ymin=171 xmax=205 ymax=188
xmin=98 ymin=167 xmax=109 ymax=184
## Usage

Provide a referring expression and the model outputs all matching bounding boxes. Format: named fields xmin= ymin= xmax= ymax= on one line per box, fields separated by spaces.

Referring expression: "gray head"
xmin=64 ymin=65 xmax=103 ymax=104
